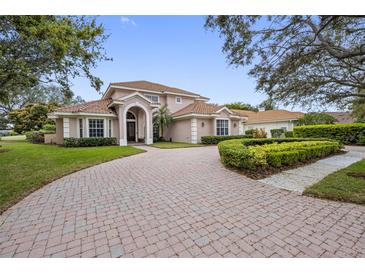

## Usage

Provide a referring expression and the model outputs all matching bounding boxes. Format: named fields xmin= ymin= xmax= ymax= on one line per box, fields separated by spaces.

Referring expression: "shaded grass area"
xmin=0 ymin=140 xmax=144 ymax=213
xmin=304 ymin=159 xmax=365 ymax=205
xmin=149 ymin=141 xmax=204 ymax=149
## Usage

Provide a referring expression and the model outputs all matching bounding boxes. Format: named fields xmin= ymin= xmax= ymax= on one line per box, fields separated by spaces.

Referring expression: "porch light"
xmin=201 ymin=122 xmax=205 ymax=127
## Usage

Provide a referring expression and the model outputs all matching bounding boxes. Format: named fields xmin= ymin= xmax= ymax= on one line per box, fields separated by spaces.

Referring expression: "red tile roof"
xmin=232 ymin=109 xmax=304 ymax=124
xmin=109 ymin=80 xmax=208 ymax=99
xmin=54 ymin=98 xmax=115 ymax=115
xmin=172 ymin=101 xmax=246 ymax=117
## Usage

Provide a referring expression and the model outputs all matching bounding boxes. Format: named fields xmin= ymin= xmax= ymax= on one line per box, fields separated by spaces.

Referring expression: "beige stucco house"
xmin=48 ymin=81 xmax=247 ymax=145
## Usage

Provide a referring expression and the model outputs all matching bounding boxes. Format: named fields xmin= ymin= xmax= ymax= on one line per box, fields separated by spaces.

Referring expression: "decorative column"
xmin=119 ymin=105 xmax=127 ymax=146
xmin=63 ymin=118 xmax=70 ymax=138
xmin=191 ymin=118 xmax=197 ymax=144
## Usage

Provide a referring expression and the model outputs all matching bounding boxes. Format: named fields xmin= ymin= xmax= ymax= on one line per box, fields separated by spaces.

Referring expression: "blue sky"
xmin=71 ymin=16 xmax=310 ymax=111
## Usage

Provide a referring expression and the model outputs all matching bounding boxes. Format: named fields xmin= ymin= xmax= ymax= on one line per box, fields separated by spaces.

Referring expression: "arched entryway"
xmin=122 ymin=103 xmax=153 ymax=145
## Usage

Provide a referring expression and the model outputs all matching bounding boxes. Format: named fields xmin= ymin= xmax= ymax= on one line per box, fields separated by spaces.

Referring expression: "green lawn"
xmin=304 ymin=159 xmax=365 ymax=205
xmin=0 ymin=135 xmax=26 ymax=141
xmin=0 ymin=140 xmax=144 ymax=213
xmin=149 ymin=141 xmax=204 ymax=149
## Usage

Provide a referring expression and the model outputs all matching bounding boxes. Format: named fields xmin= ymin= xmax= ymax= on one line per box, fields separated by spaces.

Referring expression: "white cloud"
xmin=120 ymin=16 xmax=136 ymax=27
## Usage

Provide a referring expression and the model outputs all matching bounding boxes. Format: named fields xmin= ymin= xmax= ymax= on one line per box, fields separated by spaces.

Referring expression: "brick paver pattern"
xmin=0 ymin=146 xmax=364 ymax=258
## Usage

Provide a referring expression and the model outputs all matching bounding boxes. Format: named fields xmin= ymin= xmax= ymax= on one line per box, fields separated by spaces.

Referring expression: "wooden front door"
xmin=127 ymin=122 xmax=136 ymax=142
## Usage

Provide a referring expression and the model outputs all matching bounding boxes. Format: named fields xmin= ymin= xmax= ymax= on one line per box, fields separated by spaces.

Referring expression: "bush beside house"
xmin=294 ymin=123 xmax=365 ymax=144
xmin=218 ymin=138 xmax=341 ymax=172
xmin=64 ymin=137 xmax=118 ymax=147
xmin=201 ymin=135 xmax=248 ymax=144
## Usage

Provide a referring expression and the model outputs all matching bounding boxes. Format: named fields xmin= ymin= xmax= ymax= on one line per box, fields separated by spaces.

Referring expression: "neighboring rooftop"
xmin=232 ymin=109 xmax=304 ymax=124
xmin=54 ymin=98 xmax=115 ymax=115
xmin=106 ymin=80 xmax=209 ymax=99
xmin=325 ymin=112 xmax=356 ymax=124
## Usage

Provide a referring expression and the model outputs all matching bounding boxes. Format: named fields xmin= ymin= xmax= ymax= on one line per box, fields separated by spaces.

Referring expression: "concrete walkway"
xmin=1 ymin=146 xmax=365 ymax=258
xmin=258 ymin=146 xmax=365 ymax=193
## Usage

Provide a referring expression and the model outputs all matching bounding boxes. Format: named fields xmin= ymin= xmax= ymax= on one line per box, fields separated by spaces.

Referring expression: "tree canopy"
xmin=224 ymin=102 xmax=258 ymax=111
xmin=205 ymin=16 xmax=365 ymax=108
xmin=8 ymin=103 xmax=59 ymax=133
xmin=297 ymin=112 xmax=338 ymax=125
xmin=0 ymin=16 xmax=110 ymax=103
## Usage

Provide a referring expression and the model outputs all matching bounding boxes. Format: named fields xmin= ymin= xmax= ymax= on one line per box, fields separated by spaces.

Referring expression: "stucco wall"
xmin=166 ymin=95 xmax=195 ymax=114
xmin=55 ymin=118 xmax=64 ymax=144
xmin=110 ymin=88 xmax=135 ymax=99
xmin=196 ymin=118 xmax=214 ymax=143
xmin=243 ymin=121 xmax=295 ymax=137
xmin=230 ymin=119 xmax=240 ymax=135
xmin=165 ymin=119 xmax=192 ymax=143
xmin=69 ymin=118 xmax=77 ymax=138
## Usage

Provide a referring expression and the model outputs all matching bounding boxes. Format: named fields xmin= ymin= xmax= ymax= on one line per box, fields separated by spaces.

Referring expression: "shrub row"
xmin=240 ymin=137 xmax=333 ymax=146
xmin=64 ymin=137 xmax=118 ymax=147
xmin=201 ymin=135 xmax=248 ymax=144
xmin=218 ymin=138 xmax=341 ymax=170
xmin=294 ymin=123 xmax=365 ymax=144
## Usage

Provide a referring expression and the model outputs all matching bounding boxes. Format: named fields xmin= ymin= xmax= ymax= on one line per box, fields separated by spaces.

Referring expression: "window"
xmin=79 ymin=119 xmax=83 ymax=138
xmin=175 ymin=96 xmax=182 ymax=104
xmin=127 ymin=112 xmax=136 ymax=120
xmin=216 ymin=119 xmax=229 ymax=136
xmin=144 ymin=94 xmax=159 ymax=103
xmin=88 ymin=119 xmax=104 ymax=137
xmin=108 ymin=120 xmax=112 ymax=137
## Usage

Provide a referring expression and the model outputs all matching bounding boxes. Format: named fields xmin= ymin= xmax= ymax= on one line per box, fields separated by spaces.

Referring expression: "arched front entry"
xmin=119 ymin=101 xmax=154 ymax=146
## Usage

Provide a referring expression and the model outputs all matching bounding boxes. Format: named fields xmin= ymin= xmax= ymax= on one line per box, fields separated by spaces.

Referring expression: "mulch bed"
xmin=225 ymin=150 xmax=347 ymax=180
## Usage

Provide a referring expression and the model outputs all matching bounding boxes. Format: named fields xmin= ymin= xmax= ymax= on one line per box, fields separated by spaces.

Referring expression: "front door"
xmin=127 ymin=122 xmax=136 ymax=142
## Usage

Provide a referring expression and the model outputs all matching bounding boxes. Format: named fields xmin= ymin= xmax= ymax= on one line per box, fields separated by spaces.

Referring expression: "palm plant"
xmin=153 ymin=105 xmax=173 ymax=139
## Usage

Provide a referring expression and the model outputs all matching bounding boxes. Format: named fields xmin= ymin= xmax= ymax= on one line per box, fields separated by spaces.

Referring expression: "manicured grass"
xmin=304 ymin=159 xmax=365 ymax=205
xmin=0 ymin=140 xmax=144 ymax=213
xmin=0 ymin=135 xmax=26 ymax=141
xmin=149 ymin=141 xmax=204 ymax=149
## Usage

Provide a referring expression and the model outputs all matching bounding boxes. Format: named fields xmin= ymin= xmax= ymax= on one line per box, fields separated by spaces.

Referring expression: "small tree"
xmin=8 ymin=103 xmax=58 ymax=133
xmin=297 ymin=112 xmax=337 ymax=125
xmin=153 ymin=106 xmax=173 ymax=139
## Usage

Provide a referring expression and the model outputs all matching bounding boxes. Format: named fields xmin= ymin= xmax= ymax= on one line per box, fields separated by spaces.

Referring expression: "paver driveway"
xmin=1 ymin=146 xmax=365 ymax=258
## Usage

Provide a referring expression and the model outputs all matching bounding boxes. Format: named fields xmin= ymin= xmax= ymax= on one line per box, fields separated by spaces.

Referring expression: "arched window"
xmin=127 ymin=112 xmax=136 ymax=120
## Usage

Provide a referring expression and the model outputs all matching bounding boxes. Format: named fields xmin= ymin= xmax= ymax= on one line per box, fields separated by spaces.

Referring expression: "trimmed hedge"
xmin=64 ymin=137 xmax=118 ymax=147
xmin=240 ymin=137 xmax=333 ymax=146
xmin=270 ymin=129 xmax=285 ymax=138
xmin=201 ymin=135 xmax=247 ymax=144
xmin=218 ymin=138 xmax=341 ymax=170
xmin=285 ymin=131 xmax=294 ymax=138
xmin=294 ymin=123 xmax=365 ymax=144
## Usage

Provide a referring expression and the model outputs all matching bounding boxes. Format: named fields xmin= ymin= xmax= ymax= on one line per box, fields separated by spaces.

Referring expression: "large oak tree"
xmin=0 ymin=16 xmax=110 ymax=103
xmin=205 ymin=16 xmax=365 ymax=109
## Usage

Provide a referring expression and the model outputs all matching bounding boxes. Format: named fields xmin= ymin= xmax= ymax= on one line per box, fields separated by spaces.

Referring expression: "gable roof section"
xmin=54 ymin=98 xmax=115 ymax=115
xmin=172 ymin=101 xmax=246 ymax=118
xmin=232 ymin=109 xmax=304 ymax=124
xmin=105 ymin=80 xmax=209 ymax=99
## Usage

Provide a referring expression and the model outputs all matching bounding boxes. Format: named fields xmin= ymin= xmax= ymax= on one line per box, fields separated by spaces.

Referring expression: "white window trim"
xmin=175 ymin=96 xmax=182 ymax=104
xmin=77 ymin=118 xmax=84 ymax=138
xmin=86 ymin=117 xmax=106 ymax=138
xmin=215 ymin=118 xmax=230 ymax=136
xmin=144 ymin=94 xmax=160 ymax=103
